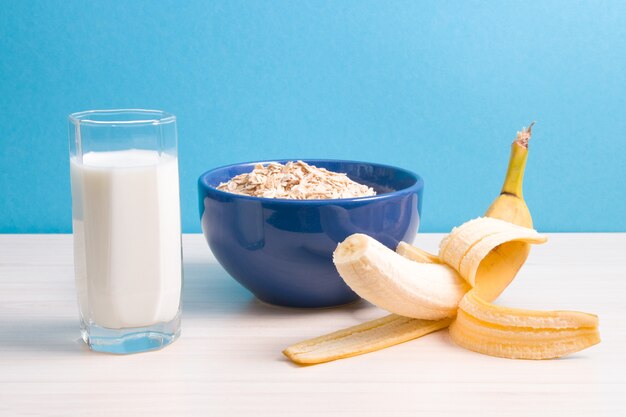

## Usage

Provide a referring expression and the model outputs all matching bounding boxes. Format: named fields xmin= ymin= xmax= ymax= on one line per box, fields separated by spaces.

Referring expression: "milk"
xmin=70 ymin=149 xmax=182 ymax=329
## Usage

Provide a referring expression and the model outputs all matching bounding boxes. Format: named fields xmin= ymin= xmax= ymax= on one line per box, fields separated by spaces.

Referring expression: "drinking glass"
xmin=68 ymin=109 xmax=182 ymax=354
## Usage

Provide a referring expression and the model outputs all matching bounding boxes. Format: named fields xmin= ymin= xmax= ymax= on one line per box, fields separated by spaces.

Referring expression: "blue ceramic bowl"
xmin=198 ymin=159 xmax=424 ymax=308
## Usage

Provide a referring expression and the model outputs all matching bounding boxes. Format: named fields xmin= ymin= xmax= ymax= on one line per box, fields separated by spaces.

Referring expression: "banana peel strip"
xmin=283 ymin=314 xmax=451 ymax=365
xmin=449 ymin=292 xmax=600 ymax=359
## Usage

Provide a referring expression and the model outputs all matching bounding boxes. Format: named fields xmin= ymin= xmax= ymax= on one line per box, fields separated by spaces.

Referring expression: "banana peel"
xmin=450 ymin=291 xmax=600 ymax=359
xmin=284 ymin=314 xmax=451 ymax=365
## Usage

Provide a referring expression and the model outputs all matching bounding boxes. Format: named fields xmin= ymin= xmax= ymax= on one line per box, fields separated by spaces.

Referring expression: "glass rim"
xmin=69 ymin=109 xmax=176 ymax=126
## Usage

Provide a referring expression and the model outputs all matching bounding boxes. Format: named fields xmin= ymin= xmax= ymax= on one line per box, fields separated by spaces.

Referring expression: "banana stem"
xmin=514 ymin=122 xmax=535 ymax=149
xmin=500 ymin=123 xmax=534 ymax=198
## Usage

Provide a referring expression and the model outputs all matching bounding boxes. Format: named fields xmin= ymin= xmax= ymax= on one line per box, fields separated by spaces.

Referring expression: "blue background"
xmin=1 ymin=0 xmax=625 ymax=233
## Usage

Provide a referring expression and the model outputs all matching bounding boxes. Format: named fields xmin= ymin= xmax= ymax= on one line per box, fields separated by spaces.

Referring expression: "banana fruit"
xmin=283 ymin=124 xmax=600 ymax=364
xmin=396 ymin=242 xmax=442 ymax=264
xmin=333 ymin=216 xmax=546 ymax=320
xmin=333 ymin=234 xmax=469 ymax=320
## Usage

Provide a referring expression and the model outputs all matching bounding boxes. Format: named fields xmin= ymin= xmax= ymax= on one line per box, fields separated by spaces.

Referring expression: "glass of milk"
xmin=68 ymin=109 xmax=183 ymax=354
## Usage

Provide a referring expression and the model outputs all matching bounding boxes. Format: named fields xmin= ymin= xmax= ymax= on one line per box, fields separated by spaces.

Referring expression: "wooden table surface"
xmin=0 ymin=233 xmax=624 ymax=416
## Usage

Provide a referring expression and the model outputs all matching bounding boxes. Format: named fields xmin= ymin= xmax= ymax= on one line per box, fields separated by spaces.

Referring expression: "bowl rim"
xmin=198 ymin=158 xmax=424 ymax=204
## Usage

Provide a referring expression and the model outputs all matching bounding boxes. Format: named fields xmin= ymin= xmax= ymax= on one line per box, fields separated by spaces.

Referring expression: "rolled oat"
xmin=217 ymin=161 xmax=376 ymax=199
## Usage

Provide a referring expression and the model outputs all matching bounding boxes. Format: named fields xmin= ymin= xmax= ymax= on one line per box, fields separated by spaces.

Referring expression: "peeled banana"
xmin=334 ymin=217 xmax=546 ymax=320
xmin=283 ymin=123 xmax=601 ymax=364
xmin=395 ymin=242 xmax=442 ymax=264
xmin=333 ymin=234 xmax=469 ymax=320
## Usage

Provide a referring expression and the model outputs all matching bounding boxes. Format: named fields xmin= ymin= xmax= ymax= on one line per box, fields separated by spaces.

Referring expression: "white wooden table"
xmin=0 ymin=234 xmax=624 ymax=416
